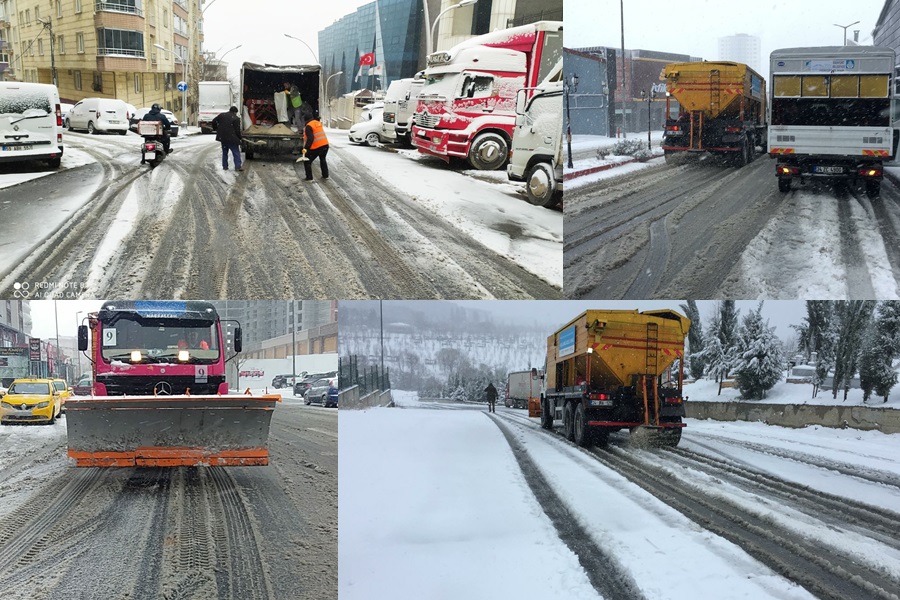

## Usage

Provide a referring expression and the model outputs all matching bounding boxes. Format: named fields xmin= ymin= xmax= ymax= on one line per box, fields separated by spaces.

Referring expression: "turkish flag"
xmin=359 ymin=52 xmax=375 ymax=66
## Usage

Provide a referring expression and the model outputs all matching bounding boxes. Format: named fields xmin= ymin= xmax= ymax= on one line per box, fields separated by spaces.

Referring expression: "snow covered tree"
xmin=449 ymin=385 xmax=468 ymax=402
xmin=679 ymin=300 xmax=705 ymax=378
xmin=859 ymin=301 xmax=900 ymax=403
xmin=733 ymin=303 xmax=784 ymax=400
xmin=793 ymin=301 xmax=837 ymax=397
xmin=718 ymin=300 xmax=740 ymax=350
xmin=832 ymin=301 xmax=876 ymax=401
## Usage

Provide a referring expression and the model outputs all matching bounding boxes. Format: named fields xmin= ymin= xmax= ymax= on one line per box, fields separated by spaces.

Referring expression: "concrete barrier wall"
xmin=339 ymin=386 xmax=393 ymax=410
xmin=686 ymin=401 xmax=900 ymax=434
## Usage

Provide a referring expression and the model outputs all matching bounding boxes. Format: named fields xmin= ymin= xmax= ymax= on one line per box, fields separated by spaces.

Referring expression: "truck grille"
xmin=413 ymin=112 xmax=440 ymax=129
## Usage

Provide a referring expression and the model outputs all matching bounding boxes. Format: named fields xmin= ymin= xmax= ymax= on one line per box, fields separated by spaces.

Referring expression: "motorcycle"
xmin=137 ymin=121 xmax=172 ymax=168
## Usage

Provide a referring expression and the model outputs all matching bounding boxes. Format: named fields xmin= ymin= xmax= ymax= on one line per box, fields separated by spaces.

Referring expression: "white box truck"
xmin=383 ymin=74 xmax=425 ymax=146
xmin=198 ymin=81 xmax=234 ymax=134
xmin=768 ymin=46 xmax=899 ymax=197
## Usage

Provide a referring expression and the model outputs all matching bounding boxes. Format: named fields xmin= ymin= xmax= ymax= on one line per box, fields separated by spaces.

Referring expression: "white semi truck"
xmin=768 ymin=46 xmax=899 ymax=197
xmin=383 ymin=75 xmax=425 ymax=146
xmin=507 ymin=60 xmax=562 ymax=208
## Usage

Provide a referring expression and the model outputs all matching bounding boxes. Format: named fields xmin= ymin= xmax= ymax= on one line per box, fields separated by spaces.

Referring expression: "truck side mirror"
xmin=233 ymin=327 xmax=242 ymax=353
xmin=78 ymin=325 xmax=89 ymax=351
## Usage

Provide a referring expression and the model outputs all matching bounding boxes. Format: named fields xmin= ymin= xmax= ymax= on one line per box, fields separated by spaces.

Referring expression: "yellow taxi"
xmin=51 ymin=378 xmax=72 ymax=413
xmin=0 ymin=378 xmax=63 ymax=424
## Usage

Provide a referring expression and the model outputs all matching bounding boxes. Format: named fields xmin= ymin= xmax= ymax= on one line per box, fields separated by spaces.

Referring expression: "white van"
xmin=65 ymin=97 xmax=129 ymax=135
xmin=0 ymin=82 xmax=64 ymax=169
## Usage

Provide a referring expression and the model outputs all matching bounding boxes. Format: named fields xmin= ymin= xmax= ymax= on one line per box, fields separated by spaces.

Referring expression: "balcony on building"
xmin=95 ymin=0 xmax=145 ymax=37
xmin=95 ymin=27 xmax=147 ymax=71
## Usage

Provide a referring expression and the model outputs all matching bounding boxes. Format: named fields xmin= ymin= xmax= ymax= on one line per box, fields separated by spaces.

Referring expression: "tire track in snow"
xmin=488 ymin=415 xmax=647 ymax=600
xmin=593 ymin=447 xmax=900 ymax=600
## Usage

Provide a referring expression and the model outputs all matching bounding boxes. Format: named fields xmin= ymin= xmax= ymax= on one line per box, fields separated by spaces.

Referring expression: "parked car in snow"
xmin=272 ymin=373 xmax=305 ymax=389
xmin=51 ymin=378 xmax=72 ymax=413
xmin=130 ymin=107 xmax=180 ymax=136
xmin=0 ymin=81 xmax=64 ymax=169
xmin=65 ymin=97 xmax=129 ymax=134
xmin=294 ymin=371 xmax=337 ymax=397
xmin=304 ymin=377 xmax=338 ymax=407
xmin=72 ymin=375 xmax=92 ymax=396
xmin=59 ymin=102 xmax=74 ymax=122
xmin=348 ymin=102 xmax=386 ymax=146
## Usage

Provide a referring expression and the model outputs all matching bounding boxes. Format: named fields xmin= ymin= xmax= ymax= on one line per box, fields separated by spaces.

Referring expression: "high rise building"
xmin=718 ymin=33 xmax=761 ymax=74
xmin=211 ymin=301 xmax=336 ymax=347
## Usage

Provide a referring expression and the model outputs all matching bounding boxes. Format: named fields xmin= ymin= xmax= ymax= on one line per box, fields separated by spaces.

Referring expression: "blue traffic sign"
xmin=177 ymin=81 xmax=187 ymax=92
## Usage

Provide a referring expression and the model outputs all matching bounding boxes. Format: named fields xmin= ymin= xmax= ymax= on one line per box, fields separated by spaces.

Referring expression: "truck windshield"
xmin=421 ymin=73 xmax=460 ymax=98
xmin=99 ymin=316 xmax=220 ymax=364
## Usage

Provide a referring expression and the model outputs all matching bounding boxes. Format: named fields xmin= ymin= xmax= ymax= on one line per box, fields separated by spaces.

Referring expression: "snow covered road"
xmin=564 ymin=153 xmax=900 ymax=299
xmin=340 ymin=392 xmax=900 ymax=600
xmin=0 ymin=395 xmax=337 ymax=600
xmin=0 ymin=131 xmax=561 ymax=299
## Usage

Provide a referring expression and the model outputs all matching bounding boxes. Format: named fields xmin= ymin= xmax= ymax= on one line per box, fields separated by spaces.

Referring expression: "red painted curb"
xmin=563 ymin=158 xmax=638 ymax=180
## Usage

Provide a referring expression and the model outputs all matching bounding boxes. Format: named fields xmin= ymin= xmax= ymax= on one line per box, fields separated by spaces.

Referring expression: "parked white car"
xmin=348 ymin=102 xmax=386 ymax=146
xmin=65 ymin=97 xmax=129 ymax=135
xmin=0 ymin=81 xmax=64 ymax=168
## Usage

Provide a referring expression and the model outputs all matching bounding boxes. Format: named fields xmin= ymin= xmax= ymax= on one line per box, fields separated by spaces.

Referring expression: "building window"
xmin=56 ymin=0 xmax=61 ymax=17
xmin=77 ymin=32 xmax=84 ymax=53
xmin=74 ymin=70 xmax=82 ymax=90
xmin=92 ymin=71 xmax=103 ymax=92
xmin=154 ymin=73 xmax=159 ymax=90
xmin=163 ymin=9 xmax=167 ymax=26
xmin=96 ymin=0 xmax=143 ymax=17
xmin=24 ymin=8 xmax=30 ymax=24
xmin=57 ymin=34 xmax=64 ymax=54
xmin=75 ymin=0 xmax=81 ymax=13
xmin=34 ymin=5 xmax=39 ymax=21
xmin=134 ymin=73 xmax=141 ymax=92
xmin=96 ymin=28 xmax=144 ymax=57
xmin=37 ymin=38 xmax=43 ymax=55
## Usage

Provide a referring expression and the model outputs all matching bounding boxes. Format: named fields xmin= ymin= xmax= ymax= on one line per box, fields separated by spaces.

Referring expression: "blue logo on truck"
xmin=559 ymin=326 xmax=576 ymax=357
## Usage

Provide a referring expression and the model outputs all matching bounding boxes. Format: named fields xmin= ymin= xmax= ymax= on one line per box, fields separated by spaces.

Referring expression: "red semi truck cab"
xmin=411 ymin=21 xmax=562 ymax=171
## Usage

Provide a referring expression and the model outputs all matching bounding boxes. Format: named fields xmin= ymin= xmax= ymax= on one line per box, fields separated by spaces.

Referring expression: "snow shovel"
xmin=295 ymin=149 xmax=309 ymax=162
xmin=65 ymin=392 xmax=281 ymax=467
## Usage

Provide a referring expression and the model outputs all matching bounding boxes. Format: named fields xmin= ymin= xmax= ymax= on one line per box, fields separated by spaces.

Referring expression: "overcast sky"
xmin=566 ymin=0 xmax=887 ymax=73
xmin=29 ymin=301 xmax=104 ymax=340
xmin=202 ymin=0 xmax=376 ymax=81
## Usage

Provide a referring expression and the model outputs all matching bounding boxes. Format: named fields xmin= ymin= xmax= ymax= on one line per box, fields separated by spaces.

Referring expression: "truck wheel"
xmin=735 ymin=139 xmax=750 ymax=167
xmin=525 ymin=163 xmax=558 ymax=207
xmin=866 ymin=180 xmax=881 ymax=198
xmin=573 ymin=403 xmax=592 ymax=448
xmin=467 ymin=132 xmax=508 ymax=171
xmin=540 ymin=398 xmax=552 ymax=430
xmin=88 ymin=121 xmax=97 ymax=135
xmin=657 ymin=419 xmax=683 ymax=447
xmin=563 ymin=402 xmax=575 ymax=441
xmin=778 ymin=178 xmax=791 ymax=193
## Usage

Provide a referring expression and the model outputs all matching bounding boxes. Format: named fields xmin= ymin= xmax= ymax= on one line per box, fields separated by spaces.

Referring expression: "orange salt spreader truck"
xmin=66 ymin=301 xmax=280 ymax=467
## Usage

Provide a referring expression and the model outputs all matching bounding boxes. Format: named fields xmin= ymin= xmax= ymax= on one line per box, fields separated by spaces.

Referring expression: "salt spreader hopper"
xmin=66 ymin=301 xmax=280 ymax=467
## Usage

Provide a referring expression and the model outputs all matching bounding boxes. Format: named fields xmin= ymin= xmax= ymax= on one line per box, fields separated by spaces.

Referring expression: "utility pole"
xmin=38 ymin=18 xmax=57 ymax=87
xmin=619 ymin=0 xmax=627 ymax=139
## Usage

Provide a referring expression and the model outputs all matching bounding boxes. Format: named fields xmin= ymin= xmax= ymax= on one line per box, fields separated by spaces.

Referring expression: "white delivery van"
xmin=0 ymin=81 xmax=64 ymax=169
xmin=65 ymin=97 xmax=130 ymax=134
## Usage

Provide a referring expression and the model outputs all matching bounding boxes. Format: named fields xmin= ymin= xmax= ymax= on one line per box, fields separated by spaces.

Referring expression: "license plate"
xmin=2 ymin=144 xmax=26 ymax=151
xmin=145 ymin=151 xmax=156 ymax=161
xmin=813 ymin=165 xmax=844 ymax=174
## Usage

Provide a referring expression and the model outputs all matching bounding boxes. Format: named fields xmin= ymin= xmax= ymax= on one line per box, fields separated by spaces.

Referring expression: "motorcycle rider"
xmin=141 ymin=104 xmax=173 ymax=154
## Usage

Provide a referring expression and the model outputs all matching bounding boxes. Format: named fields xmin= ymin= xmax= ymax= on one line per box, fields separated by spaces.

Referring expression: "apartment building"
xmin=0 ymin=0 xmax=203 ymax=117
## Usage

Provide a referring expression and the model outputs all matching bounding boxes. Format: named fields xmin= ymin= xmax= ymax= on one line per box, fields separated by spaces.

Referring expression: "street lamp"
xmin=834 ymin=21 xmax=860 ymax=46
xmin=430 ymin=0 xmax=478 ymax=53
xmin=324 ymin=70 xmax=344 ymax=126
xmin=565 ymin=72 xmax=578 ymax=169
xmin=36 ymin=18 xmax=57 ymax=87
xmin=155 ymin=43 xmax=188 ymax=128
xmin=283 ymin=34 xmax=318 ymax=63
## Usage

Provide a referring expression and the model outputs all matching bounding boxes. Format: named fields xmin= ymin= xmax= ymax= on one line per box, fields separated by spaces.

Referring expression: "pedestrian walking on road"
xmin=212 ymin=106 xmax=243 ymax=171
xmin=300 ymin=114 xmax=329 ymax=180
xmin=485 ymin=382 xmax=498 ymax=413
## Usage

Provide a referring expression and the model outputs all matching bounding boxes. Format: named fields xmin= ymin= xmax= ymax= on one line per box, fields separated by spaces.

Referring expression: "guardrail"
xmin=685 ymin=400 xmax=900 ymax=434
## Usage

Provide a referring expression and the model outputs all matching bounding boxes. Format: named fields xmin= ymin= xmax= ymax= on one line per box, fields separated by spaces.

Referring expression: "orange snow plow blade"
xmin=65 ymin=393 xmax=281 ymax=467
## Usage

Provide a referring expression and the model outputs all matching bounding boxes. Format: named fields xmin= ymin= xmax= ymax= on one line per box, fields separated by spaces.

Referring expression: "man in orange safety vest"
xmin=301 ymin=114 xmax=329 ymax=181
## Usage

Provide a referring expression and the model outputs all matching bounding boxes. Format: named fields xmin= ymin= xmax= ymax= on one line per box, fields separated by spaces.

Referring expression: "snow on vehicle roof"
xmin=437 ymin=20 xmax=562 ymax=56
xmin=242 ymin=62 xmax=321 ymax=73
xmin=770 ymin=45 xmax=895 ymax=57
xmin=427 ymin=46 xmax=527 ymax=75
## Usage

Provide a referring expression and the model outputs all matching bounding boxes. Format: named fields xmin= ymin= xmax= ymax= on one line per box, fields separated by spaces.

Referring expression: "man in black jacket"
xmin=141 ymin=104 xmax=172 ymax=154
xmin=212 ymin=106 xmax=243 ymax=171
